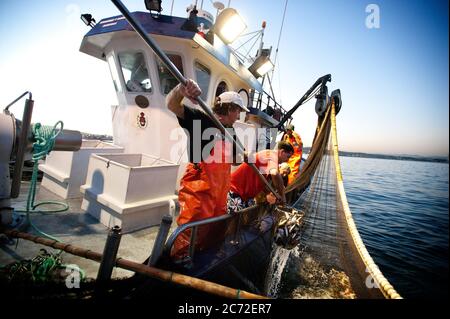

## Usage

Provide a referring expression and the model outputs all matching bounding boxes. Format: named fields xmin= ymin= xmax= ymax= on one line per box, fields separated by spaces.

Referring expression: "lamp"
xmin=214 ymin=8 xmax=246 ymax=44
xmin=248 ymin=53 xmax=274 ymax=78
xmin=80 ymin=14 xmax=96 ymax=28
xmin=145 ymin=0 xmax=162 ymax=13
xmin=213 ymin=1 xmax=225 ymax=18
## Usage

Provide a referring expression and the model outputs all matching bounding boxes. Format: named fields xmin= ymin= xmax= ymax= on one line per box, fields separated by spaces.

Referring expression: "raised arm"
xmin=166 ymin=79 xmax=202 ymax=119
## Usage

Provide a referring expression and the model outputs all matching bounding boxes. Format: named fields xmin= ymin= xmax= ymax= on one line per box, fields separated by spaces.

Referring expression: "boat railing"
xmin=251 ymin=89 xmax=287 ymax=122
xmin=163 ymin=205 xmax=258 ymax=267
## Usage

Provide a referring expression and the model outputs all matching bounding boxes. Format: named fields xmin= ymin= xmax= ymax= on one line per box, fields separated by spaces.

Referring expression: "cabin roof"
xmin=80 ymin=11 xmax=262 ymax=92
xmin=84 ymin=12 xmax=194 ymax=40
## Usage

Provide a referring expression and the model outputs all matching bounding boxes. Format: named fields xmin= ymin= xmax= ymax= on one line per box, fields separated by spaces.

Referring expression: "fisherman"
xmin=279 ymin=162 xmax=291 ymax=187
xmin=254 ymin=162 xmax=290 ymax=206
xmin=282 ymin=123 xmax=303 ymax=184
xmin=166 ymin=79 xmax=249 ymax=260
xmin=227 ymin=141 xmax=294 ymax=214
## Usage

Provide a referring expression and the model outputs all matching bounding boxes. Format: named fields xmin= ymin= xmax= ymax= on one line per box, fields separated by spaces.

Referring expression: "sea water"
xmin=340 ymin=157 xmax=449 ymax=299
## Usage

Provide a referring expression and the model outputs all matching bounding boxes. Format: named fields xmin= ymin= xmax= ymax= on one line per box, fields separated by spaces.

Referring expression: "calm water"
xmin=340 ymin=157 xmax=449 ymax=299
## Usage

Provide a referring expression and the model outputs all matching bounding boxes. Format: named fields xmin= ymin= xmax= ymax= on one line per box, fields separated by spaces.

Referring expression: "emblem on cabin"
xmin=137 ymin=112 xmax=148 ymax=128
xmin=197 ymin=22 xmax=210 ymax=38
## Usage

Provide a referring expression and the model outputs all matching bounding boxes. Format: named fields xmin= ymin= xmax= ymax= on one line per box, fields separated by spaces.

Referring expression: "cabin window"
xmin=118 ymin=52 xmax=152 ymax=93
xmin=194 ymin=61 xmax=211 ymax=101
xmin=215 ymin=81 xmax=228 ymax=97
xmin=156 ymin=54 xmax=184 ymax=95
xmin=107 ymin=55 xmax=123 ymax=93
xmin=238 ymin=89 xmax=250 ymax=109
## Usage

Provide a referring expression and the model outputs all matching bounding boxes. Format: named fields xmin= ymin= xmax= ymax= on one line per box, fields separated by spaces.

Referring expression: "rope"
xmin=0 ymin=248 xmax=85 ymax=283
xmin=16 ymin=121 xmax=69 ymax=242
xmin=4 ymin=120 xmax=88 ymax=284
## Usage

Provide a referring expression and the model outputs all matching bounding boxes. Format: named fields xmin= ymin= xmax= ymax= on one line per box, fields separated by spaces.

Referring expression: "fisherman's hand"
xmin=243 ymin=151 xmax=249 ymax=163
xmin=178 ymin=79 xmax=202 ymax=104
xmin=276 ymin=194 xmax=287 ymax=206
xmin=281 ymin=195 xmax=287 ymax=205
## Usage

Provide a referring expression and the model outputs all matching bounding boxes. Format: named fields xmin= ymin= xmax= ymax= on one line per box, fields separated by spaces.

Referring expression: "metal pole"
xmin=148 ymin=214 xmax=173 ymax=266
xmin=97 ymin=225 xmax=122 ymax=282
xmin=170 ymin=0 xmax=175 ymax=15
xmin=110 ymin=0 xmax=282 ymax=201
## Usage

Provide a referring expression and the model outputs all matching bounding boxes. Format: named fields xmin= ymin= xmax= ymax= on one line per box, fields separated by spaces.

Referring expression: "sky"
xmin=0 ymin=0 xmax=448 ymax=157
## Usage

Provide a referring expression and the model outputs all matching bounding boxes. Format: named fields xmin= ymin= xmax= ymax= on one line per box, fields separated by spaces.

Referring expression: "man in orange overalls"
xmin=166 ymin=79 xmax=249 ymax=260
xmin=282 ymin=123 xmax=303 ymax=184
xmin=227 ymin=141 xmax=294 ymax=213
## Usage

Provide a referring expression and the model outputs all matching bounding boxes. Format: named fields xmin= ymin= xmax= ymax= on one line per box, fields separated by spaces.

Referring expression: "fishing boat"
xmin=0 ymin=0 xmax=401 ymax=299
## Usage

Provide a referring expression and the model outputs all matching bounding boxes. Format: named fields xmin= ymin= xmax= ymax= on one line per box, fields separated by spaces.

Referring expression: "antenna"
xmin=213 ymin=1 xmax=224 ymax=18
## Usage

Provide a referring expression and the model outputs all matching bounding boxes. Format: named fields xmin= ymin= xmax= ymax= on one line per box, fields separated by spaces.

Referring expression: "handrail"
xmin=4 ymin=91 xmax=32 ymax=112
xmin=164 ymin=206 xmax=258 ymax=258
xmin=252 ymin=89 xmax=286 ymax=113
xmin=262 ymin=89 xmax=286 ymax=112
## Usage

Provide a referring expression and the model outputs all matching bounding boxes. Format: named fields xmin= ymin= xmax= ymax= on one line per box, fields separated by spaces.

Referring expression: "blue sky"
xmin=0 ymin=0 xmax=448 ymax=156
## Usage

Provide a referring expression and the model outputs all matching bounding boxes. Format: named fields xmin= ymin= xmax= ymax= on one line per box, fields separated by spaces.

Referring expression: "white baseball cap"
xmin=218 ymin=91 xmax=250 ymax=112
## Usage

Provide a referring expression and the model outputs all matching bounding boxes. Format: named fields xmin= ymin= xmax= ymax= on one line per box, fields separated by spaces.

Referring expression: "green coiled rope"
xmin=17 ymin=121 xmax=68 ymax=242
xmin=1 ymin=248 xmax=86 ymax=284
xmin=6 ymin=121 xmax=87 ymax=283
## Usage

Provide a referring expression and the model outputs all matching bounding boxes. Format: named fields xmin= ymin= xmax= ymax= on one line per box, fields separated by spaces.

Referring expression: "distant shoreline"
xmin=303 ymin=147 xmax=449 ymax=164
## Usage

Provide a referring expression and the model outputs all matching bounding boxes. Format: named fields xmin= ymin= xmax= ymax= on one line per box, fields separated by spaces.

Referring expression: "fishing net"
xmin=269 ymin=102 xmax=401 ymax=299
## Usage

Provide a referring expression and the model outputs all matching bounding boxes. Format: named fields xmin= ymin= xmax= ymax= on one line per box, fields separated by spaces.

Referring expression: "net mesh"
xmin=275 ymin=102 xmax=401 ymax=299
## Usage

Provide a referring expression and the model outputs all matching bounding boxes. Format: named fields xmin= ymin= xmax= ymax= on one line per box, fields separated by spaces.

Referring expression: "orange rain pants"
xmin=287 ymin=153 xmax=302 ymax=184
xmin=171 ymin=140 xmax=232 ymax=260
xmin=283 ymin=132 xmax=303 ymax=185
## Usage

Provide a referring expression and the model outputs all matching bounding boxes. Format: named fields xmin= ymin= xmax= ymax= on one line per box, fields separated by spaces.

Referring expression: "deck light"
xmin=80 ymin=14 xmax=96 ymax=28
xmin=145 ymin=0 xmax=162 ymax=12
xmin=250 ymin=57 xmax=274 ymax=78
xmin=214 ymin=8 xmax=246 ymax=44
xmin=248 ymin=48 xmax=274 ymax=78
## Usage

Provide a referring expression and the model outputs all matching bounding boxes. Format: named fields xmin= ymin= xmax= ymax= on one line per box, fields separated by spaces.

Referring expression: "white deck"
xmin=0 ymin=181 xmax=179 ymax=279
